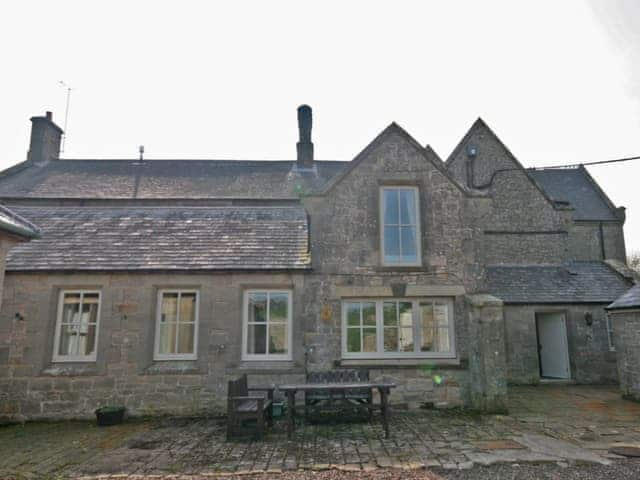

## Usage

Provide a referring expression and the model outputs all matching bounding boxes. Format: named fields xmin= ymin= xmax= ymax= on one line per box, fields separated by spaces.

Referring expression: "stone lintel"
xmin=335 ymin=285 xmax=465 ymax=298
xmin=465 ymin=293 xmax=503 ymax=307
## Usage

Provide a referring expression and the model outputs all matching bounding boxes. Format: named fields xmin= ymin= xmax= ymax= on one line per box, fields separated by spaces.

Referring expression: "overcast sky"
xmin=1 ymin=1 xmax=639 ymax=251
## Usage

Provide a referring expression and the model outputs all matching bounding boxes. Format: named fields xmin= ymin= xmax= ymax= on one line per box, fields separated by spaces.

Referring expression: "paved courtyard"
xmin=2 ymin=385 xmax=640 ymax=479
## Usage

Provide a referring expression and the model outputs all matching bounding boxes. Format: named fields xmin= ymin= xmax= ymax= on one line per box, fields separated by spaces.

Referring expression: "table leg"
xmin=379 ymin=387 xmax=390 ymax=438
xmin=286 ymin=390 xmax=296 ymax=438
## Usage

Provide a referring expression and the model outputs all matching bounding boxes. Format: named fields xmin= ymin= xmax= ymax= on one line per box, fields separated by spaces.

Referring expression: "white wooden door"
xmin=537 ymin=312 xmax=571 ymax=379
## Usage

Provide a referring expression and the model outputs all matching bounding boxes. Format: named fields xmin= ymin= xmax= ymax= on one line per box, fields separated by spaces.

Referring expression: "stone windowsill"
xmin=338 ymin=358 xmax=467 ymax=369
xmin=230 ymin=361 xmax=305 ymax=375
xmin=41 ymin=363 xmax=101 ymax=377
xmin=143 ymin=361 xmax=201 ymax=375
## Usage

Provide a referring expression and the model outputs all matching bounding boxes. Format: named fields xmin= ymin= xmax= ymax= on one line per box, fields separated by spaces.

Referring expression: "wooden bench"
xmin=305 ymin=369 xmax=372 ymax=413
xmin=226 ymin=374 xmax=274 ymax=440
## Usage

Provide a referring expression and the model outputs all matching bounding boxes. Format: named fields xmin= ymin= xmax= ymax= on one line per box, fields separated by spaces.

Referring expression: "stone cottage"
xmin=0 ymin=107 xmax=635 ymax=421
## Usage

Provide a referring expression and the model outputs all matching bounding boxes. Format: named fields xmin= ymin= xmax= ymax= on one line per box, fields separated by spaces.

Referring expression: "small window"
xmin=243 ymin=290 xmax=292 ymax=361
xmin=155 ymin=290 xmax=199 ymax=360
xmin=342 ymin=298 xmax=455 ymax=359
xmin=53 ymin=290 xmax=101 ymax=362
xmin=381 ymin=187 xmax=421 ymax=265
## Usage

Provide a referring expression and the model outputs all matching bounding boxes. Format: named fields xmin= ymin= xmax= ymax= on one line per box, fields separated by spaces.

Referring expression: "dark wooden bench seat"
xmin=235 ymin=397 xmax=273 ymax=413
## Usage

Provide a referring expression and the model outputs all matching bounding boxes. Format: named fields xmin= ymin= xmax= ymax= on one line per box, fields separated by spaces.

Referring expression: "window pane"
xmin=420 ymin=303 xmax=435 ymax=352
xmin=62 ymin=300 xmax=80 ymax=325
xmin=400 ymin=327 xmax=414 ymax=352
xmin=80 ymin=324 xmax=97 ymax=356
xmin=384 ymin=327 xmax=398 ymax=351
xmin=161 ymin=293 xmax=178 ymax=323
xmin=58 ymin=324 xmax=78 ymax=356
xmin=420 ymin=303 xmax=434 ymax=327
xmin=384 ymin=226 xmax=400 ymax=262
xmin=362 ymin=302 xmax=376 ymax=326
xmin=400 ymin=226 xmax=418 ymax=261
xmin=363 ymin=328 xmax=377 ymax=352
xmin=269 ymin=324 xmax=288 ymax=354
xmin=247 ymin=324 xmax=266 ymax=354
xmin=83 ymin=293 xmax=100 ymax=304
xmin=399 ymin=190 xmax=416 ymax=225
xmin=248 ymin=292 xmax=267 ymax=323
xmin=63 ymin=293 xmax=81 ymax=305
xmin=347 ymin=328 xmax=361 ymax=352
xmin=435 ymin=304 xmax=449 ymax=327
xmin=269 ymin=293 xmax=289 ymax=323
xmin=177 ymin=323 xmax=195 ymax=354
xmin=159 ymin=323 xmax=177 ymax=354
xmin=383 ymin=302 xmax=397 ymax=326
xmin=383 ymin=189 xmax=399 ymax=224
xmin=346 ymin=303 xmax=361 ymax=326
xmin=399 ymin=302 xmax=413 ymax=326
xmin=179 ymin=293 xmax=196 ymax=323
xmin=80 ymin=301 xmax=99 ymax=326
xmin=436 ymin=327 xmax=451 ymax=352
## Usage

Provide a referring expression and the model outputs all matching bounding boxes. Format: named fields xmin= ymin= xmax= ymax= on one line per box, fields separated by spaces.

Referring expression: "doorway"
xmin=536 ymin=312 xmax=571 ymax=379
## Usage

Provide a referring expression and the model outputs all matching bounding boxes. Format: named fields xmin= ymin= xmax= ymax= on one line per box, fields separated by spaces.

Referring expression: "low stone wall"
xmin=609 ymin=309 xmax=640 ymax=402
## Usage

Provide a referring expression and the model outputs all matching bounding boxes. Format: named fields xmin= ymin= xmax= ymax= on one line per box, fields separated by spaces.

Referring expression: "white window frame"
xmin=380 ymin=186 xmax=422 ymax=266
xmin=52 ymin=290 xmax=102 ymax=363
xmin=154 ymin=289 xmax=200 ymax=361
xmin=242 ymin=289 xmax=293 ymax=361
xmin=341 ymin=298 xmax=456 ymax=359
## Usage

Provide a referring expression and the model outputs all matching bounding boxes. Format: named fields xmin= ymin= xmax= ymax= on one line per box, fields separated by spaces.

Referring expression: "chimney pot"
xmin=45 ymin=111 xmax=52 ymax=121
xmin=296 ymin=104 xmax=314 ymax=169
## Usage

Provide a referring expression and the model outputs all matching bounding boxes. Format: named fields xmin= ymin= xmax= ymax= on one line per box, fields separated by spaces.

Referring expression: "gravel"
xmin=439 ymin=459 xmax=640 ymax=480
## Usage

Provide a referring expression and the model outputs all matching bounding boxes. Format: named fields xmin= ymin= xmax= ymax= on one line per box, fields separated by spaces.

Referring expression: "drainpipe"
xmin=598 ymin=222 xmax=606 ymax=260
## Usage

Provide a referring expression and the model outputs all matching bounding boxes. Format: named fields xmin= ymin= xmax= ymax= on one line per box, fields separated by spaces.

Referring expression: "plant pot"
xmin=272 ymin=402 xmax=284 ymax=418
xmin=95 ymin=406 xmax=126 ymax=426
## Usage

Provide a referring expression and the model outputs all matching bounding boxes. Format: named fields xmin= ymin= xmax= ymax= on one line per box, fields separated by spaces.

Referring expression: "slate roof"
xmin=0 ymin=205 xmax=39 ymax=239
xmin=5 ymin=206 xmax=310 ymax=271
xmin=528 ymin=167 xmax=617 ymax=221
xmin=0 ymin=160 xmax=348 ymax=199
xmin=487 ymin=261 xmax=632 ymax=304
xmin=607 ymin=284 xmax=640 ymax=310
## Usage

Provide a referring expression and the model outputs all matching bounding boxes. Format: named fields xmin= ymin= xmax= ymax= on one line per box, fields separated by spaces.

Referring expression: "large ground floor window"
xmin=242 ymin=290 xmax=292 ymax=361
xmin=342 ymin=298 xmax=455 ymax=359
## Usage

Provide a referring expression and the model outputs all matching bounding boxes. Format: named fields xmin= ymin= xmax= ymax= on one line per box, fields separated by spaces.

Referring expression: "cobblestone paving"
xmin=1 ymin=385 xmax=640 ymax=479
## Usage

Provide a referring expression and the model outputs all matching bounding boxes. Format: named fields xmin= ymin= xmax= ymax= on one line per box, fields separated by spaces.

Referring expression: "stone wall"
xmin=504 ymin=304 xmax=617 ymax=385
xmin=0 ymin=128 xmax=487 ymax=421
xmin=568 ymin=222 xmax=626 ymax=262
xmin=609 ymin=309 xmax=640 ymax=402
xmin=466 ymin=294 xmax=507 ymax=413
xmin=0 ymin=271 xmax=309 ymax=421
xmin=447 ymin=120 xmax=571 ymax=266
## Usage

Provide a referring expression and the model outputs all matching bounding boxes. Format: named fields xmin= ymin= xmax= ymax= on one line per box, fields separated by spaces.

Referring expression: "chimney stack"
xmin=27 ymin=111 xmax=63 ymax=164
xmin=296 ymin=105 xmax=314 ymax=169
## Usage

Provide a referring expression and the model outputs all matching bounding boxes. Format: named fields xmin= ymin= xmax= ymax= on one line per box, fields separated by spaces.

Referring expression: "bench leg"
xmin=256 ymin=413 xmax=265 ymax=440
xmin=380 ymin=388 xmax=390 ymax=439
xmin=286 ymin=390 xmax=296 ymax=438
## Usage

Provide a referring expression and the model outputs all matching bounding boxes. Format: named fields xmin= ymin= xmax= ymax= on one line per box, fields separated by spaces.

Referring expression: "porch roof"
xmin=487 ymin=261 xmax=632 ymax=304
xmin=607 ymin=284 xmax=640 ymax=310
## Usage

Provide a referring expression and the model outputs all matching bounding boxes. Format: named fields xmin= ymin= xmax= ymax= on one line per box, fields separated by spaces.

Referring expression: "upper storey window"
xmin=381 ymin=187 xmax=421 ymax=266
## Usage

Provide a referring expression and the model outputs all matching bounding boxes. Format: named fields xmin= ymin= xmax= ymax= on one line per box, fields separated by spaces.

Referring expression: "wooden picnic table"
xmin=278 ymin=382 xmax=396 ymax=438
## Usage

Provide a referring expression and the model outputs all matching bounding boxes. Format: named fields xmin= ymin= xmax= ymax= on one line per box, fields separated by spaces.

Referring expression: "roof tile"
xmin=6 ymin=206 xmax=310 ymax=271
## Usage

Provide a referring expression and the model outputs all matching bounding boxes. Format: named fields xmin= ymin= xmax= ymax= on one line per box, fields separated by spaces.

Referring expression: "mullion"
xmin=396 ymin=190 xmax=403 ymax=259
xmin=174 ymin=292 xmax=181 ymax=354
xmin=72 ymin=293 xmax=84 ymax=356
xmin=266 ymin=292 xmax=271 ymax=356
